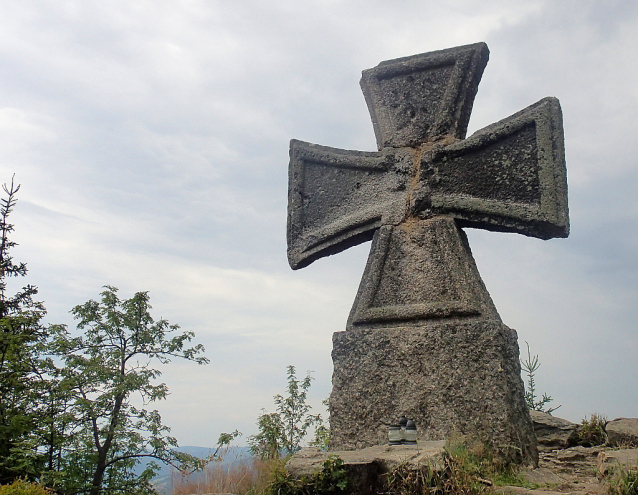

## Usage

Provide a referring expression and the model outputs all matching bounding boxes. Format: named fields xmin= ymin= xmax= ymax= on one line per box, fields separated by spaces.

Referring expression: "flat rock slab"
xmin=286 ymin=440 xmax=445 ymax=479
xmin=597 ymin=448 xmax=638 ymax=475
xmin=530 ymin=411 xmax=578 ymax=450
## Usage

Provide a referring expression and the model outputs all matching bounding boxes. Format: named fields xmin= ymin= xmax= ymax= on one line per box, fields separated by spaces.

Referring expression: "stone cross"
xmin=286 ymin=42 xmax=568 ymax=464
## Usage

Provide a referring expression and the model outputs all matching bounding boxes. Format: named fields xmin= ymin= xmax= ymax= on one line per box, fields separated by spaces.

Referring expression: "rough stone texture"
xmin=287 ymin=442 xmax=445 ymax=488
xmin=287 ymin=141 xmax=412 ymax=270
xmin=347 ymin=216 xmax=500 ymax=326
xmin=511 ymin=446 xmax=607 ymax=495
xmin=287 ymin=46 xmax=568 ymax=271
xmin=286 ymin=42 xmax=570 ymax=467
xmin=428 ymin=97 xmax=568 ymax=240
xmin=606 ymin=418 xmax=638 ymax=447
xmin=496 ymin=445 xmax=638 ymax=495
xmin=360 ymin=43 xmax=489 ymax=148
xmin=530 ymin=411 xmax=578 ymax=450
xmin=331 ymin=319 xmax=535 ymax=463
xmin=287 ymin=98 xmax=568 ymax=270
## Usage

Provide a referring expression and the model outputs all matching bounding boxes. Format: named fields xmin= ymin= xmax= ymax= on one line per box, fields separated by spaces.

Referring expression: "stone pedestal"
xmin=330 ymin=319 xmax=538 ymax=465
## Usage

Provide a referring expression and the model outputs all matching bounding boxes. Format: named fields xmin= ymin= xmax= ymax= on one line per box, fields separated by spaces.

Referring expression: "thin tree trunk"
xmin=89 ymin=456 xmax=106 ymax=495
xmin=89 ymin=391 xmax=124 ymax=495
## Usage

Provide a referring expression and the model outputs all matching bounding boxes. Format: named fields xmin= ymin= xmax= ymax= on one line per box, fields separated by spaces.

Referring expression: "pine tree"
xmin=0 ymin=177 xmax=48 ymax=483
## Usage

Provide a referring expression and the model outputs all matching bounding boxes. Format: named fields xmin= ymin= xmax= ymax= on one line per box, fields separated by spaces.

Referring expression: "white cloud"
xmin=0 ymin=0 xmax=636 ymax=446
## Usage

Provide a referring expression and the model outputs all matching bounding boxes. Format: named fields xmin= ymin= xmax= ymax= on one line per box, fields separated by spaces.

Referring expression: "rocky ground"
xmin=503 ymin=413 xmax=638 ymax=495
xmin=286 ymin=414 xmax=638 ymax=494
xmin=502 ymin=444 xmax=638 ymax=495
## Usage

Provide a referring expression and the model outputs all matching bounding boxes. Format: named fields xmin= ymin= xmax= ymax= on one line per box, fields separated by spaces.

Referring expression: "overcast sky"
xmin=1 ymin=0 xmax=636 ymax=448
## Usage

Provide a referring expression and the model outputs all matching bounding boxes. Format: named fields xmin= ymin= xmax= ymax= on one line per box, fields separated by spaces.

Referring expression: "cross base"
xmin=330 ymin=319 xmax=538 ymax=465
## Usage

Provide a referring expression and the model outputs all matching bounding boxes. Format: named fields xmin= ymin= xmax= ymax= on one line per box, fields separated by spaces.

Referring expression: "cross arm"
xmin=360 ymin=42 xmax=489 ymax=148
xmin=287 ymin=139 xmax=413 ymax=269
xmin=423 ymin=97 xmax=569 ymax=240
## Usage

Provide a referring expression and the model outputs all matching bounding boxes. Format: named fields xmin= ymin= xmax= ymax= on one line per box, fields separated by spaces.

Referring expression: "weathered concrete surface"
xmin=287 ymin=42 xmax=570 ymax=467
xmin=360 ymin=43 xmax=488 ymax=148
xmin=606 ymin=418 xmax=638 ymax=447
xmin=287 ymin=44 xmax=568 ymax=271
xmin=530 ymin=411 xmax=578 ymax=451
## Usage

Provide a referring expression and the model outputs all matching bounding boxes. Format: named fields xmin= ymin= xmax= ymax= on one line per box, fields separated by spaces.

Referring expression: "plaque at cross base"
xmin=286 ymin=42 xmax=569 ymax=465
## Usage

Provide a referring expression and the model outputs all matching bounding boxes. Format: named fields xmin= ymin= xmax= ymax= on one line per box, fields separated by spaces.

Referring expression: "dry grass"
xmin=171 ymin=457 xmax=284 ymax=495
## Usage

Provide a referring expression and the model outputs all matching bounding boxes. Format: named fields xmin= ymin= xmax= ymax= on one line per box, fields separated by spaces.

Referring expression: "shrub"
xmin=265 ymin=455 xmax=347 ymax=495
xmin=577 ymin=414 xmax=607 ymax=447
xmin=248 ymin=366 xmax=325 ymax=460
xmin=0 ymin=479 xmax=53 ymax=495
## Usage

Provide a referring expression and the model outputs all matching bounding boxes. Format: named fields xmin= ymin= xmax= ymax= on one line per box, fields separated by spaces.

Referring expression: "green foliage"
xmin=608 ymin=462 xmax=638 ymax=495
xmin=265 ymin=455 xmax=347 ymax=495
xmin=250 ymin=411 xmax=286 ymax=461
xmin=521 ymin=342 xmax=560 ymax=414
xmin=0 ymin=479 xmax=53 ymax=495
xmin=44 ymin=286 xmax=211 ymax=495
xmin=310 ymin=423 xmax=330 ymax=452
xmin=576 ymin=414 xmax=607 ymax=447
xmin=439 ymin=442 xmax=498 ymax=494
xmin=491 ymin=470 xmax=538 ymax=489
xmin=0 ymin=179 xmax=237 ymax=492
xmin=313 ymin=456 xmax=347 ymax=493
xmin=309 ymin=398 xmax=330 ymax=451
xmin=0 ymin=178 xmax=49 ymax=484
xmin=248 ymin=366 xmax=325 ymax=460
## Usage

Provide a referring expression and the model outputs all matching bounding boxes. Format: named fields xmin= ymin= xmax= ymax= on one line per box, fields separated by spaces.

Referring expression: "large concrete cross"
xmin=286 ymin=42 xmax=568 ymax=464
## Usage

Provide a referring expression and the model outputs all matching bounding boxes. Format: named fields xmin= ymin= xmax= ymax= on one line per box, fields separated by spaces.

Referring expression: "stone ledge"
xmin=286 ymin=440 xmax=445 ymax=478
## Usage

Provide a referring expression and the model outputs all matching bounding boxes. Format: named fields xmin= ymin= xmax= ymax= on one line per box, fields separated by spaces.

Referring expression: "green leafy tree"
xmin=309 ymin=398 xmax=330 ymax=452
xmin=521 ymin=342 xmax=560 ymax=414
xmin=45 ymin=286 xmax=216 ymax=495
xmin=249 ymin=411 xmax=286 ymax=460
xmin=248 ymin=365 xmax=324 ymax=459
xmin=0 ymin=178 xmax=49 ymax=483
